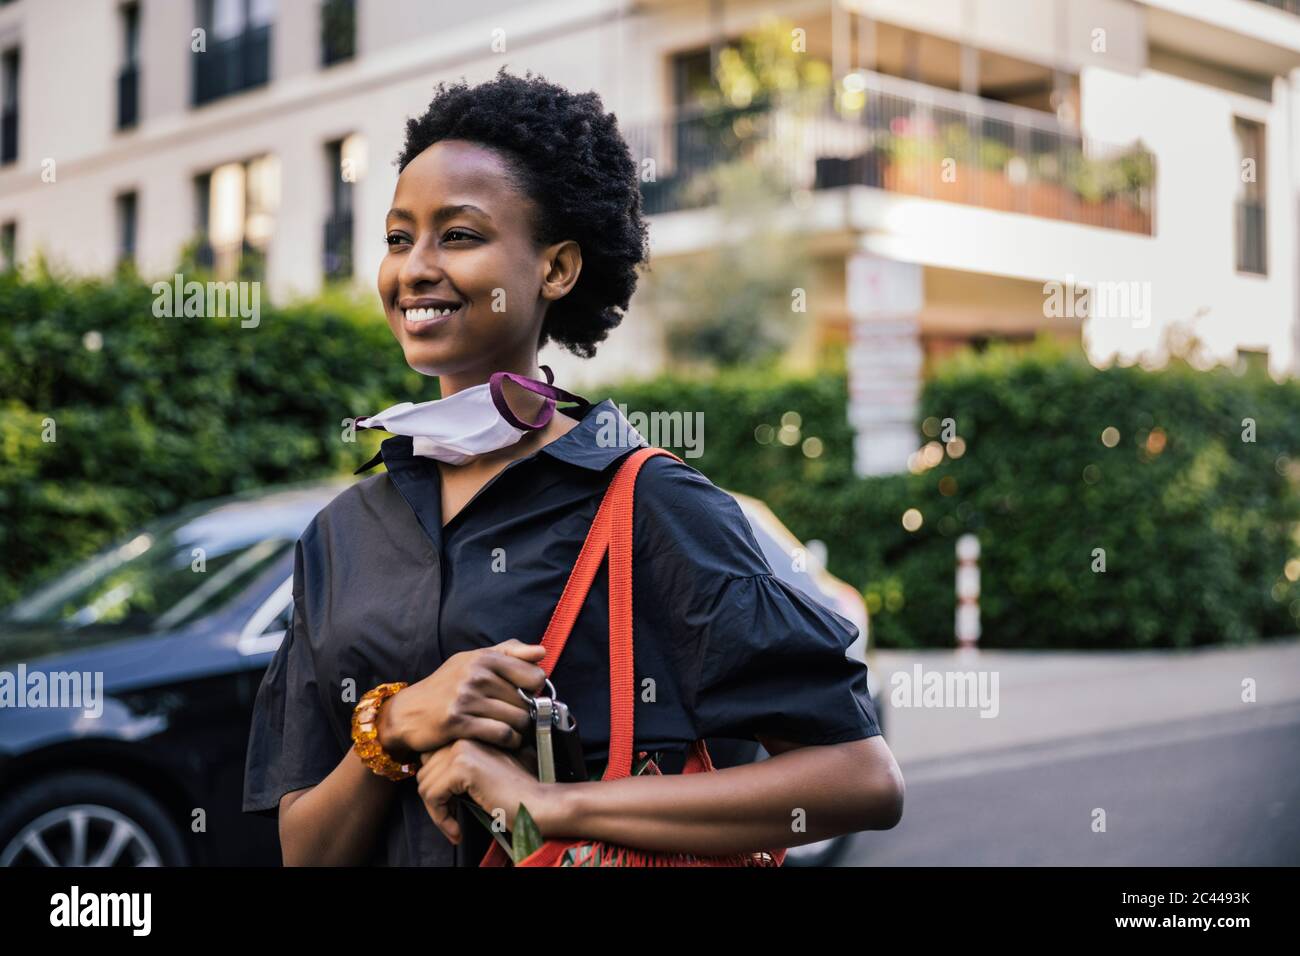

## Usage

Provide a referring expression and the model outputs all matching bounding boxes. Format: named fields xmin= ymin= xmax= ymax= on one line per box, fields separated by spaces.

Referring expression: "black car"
xmin=0 ymin=478 xmax=880 ymax=867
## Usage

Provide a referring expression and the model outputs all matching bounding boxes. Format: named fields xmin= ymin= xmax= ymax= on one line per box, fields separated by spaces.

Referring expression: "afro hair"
xmin=397 ymin=67 xmax=650 ymax=359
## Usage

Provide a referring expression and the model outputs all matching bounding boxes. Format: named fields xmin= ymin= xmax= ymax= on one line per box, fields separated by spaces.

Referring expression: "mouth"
xmin=398 ymin=301 xmax=462 ymax=333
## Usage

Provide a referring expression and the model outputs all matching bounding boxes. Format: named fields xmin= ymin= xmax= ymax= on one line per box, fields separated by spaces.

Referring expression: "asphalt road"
xmin=840 ymin=700 xmax=1300 ymax=866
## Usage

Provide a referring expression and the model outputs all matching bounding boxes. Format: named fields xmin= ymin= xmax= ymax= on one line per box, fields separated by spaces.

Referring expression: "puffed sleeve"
xmin=633 ymin=455 xmax=881 ymax=747
xmin=241 ymin=534 xmax=344 ymax=818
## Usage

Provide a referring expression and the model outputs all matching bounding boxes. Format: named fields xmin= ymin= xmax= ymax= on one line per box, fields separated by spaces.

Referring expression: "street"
xmin=842 ymin=640 xmax=1300 ymax=865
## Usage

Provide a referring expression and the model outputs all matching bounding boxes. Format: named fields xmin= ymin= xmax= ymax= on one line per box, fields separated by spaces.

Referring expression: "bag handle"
xmin=536 ymin=446 xmax=682 ymax=781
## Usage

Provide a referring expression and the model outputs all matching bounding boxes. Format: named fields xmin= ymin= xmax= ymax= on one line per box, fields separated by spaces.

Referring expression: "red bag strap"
xmin=536 ymin=445 xmax=682 ymax=781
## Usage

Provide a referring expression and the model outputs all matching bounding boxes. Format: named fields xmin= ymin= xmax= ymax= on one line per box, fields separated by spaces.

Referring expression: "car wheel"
xmin=0 ymin=771 xmax=191 ymax=867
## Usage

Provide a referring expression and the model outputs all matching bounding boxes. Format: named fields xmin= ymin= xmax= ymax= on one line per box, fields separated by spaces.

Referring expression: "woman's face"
xmin=378 ymin=139 xmax=579 ymax=382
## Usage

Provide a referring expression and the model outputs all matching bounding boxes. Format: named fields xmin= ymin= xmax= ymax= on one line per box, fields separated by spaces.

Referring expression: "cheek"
xmin=377 ymin=256 xmax=398 ymax=299
xmin=460 ymin=243 xmax=534 ymax=299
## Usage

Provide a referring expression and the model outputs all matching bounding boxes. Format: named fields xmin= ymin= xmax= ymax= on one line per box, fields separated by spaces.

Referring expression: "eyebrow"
xmin=385 ymin=204 xmax=492 ymax=225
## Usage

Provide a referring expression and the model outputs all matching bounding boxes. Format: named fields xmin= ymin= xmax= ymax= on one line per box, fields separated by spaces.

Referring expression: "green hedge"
xmin=4 ymin=270 xmax=1297 ymax=649
xmin=608 ymin=339 xmax=1300 ymax=649
xmin=0 ymin=269 xmax=425 ymax=605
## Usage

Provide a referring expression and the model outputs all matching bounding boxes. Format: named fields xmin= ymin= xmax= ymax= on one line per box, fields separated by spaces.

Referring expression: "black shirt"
xmin=241 ymin=397 xmax=882 ymax=865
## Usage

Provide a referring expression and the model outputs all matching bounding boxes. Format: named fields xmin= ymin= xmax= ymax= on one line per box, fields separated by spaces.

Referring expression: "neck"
xmin=439 ymin=359 xmax=551 ymax=423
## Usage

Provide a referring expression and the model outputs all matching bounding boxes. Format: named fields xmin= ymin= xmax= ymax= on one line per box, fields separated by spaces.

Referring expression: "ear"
xmin=539 ymin=239 xmax=582 ymax=303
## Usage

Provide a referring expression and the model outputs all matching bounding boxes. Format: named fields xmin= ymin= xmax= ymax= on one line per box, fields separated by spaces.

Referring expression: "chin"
xmin=402 ymin=351 xmax=447 ymax=377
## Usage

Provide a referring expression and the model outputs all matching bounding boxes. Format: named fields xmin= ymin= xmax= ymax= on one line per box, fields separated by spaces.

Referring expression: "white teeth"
xmin=404 ymin=306 xmax=457 ymax=322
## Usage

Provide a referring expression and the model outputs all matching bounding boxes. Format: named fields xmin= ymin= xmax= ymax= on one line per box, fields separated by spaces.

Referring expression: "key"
xmin=519 ymin=680 xmax=586 ymax=783
xmin=534 ymin=692 xmax=557 ymax=784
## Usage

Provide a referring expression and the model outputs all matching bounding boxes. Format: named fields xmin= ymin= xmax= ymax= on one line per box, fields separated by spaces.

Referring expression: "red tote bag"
xmin=480 ymin=445 xmax=787 ymax=867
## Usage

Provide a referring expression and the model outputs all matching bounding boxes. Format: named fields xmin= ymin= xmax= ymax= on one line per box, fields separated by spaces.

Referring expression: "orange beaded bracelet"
xmin=351 ymin=682 xmax=416 ymax=781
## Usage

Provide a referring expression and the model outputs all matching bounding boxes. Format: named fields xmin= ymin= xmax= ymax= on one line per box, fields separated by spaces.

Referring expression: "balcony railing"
xmin=193 ymin=24 xmax=271 ymax=107
xmin=323 ymin=213 xmax=353 ymax=280
xmin=118 ymin=64 xmax=139 ymax=130
xmin=628 ymin=71 xmax=1156 ymax=235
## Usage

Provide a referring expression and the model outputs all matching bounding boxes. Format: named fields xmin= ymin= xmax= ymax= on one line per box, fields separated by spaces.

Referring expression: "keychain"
xmin=518 ymin=679 xmax=587 ymax=784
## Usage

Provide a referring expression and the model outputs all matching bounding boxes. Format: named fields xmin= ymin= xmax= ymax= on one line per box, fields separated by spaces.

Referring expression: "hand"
xmin=379 ymin=638 xmax=547 ymax=759
xmin=416 ymin=739 xmax=556 ymax=845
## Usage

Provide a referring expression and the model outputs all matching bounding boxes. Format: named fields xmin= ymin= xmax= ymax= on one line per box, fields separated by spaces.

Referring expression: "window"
xmin=1 ymin=47 xmax=18 ymax=164
xmin=1 ymin=220 xmax=15 ymax=271
xmin=116 ymin=191 xmax=138 ymax=269
xmin=0 ymin=510 xmax=297 ymax=635
xmin=237 ymin=577 xmax=293 ymax=656
xmin=118 ymin=2 xmax=141 ymax=129
xmin=320 ymin=0 xmax=355 ymax=66
xmin=193 ymin=0 xmax=275 ymax=106
xmin=323 ymin=135 xmax=362 ymax=280
xmin=1233 ymin=116 xmax=1267 ymax=275
xmin=193 ymin=154 xmax=279 ymax=280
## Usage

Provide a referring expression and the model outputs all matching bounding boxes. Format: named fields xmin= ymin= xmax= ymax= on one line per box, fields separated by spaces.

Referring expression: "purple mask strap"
xmin=489 ymin=366 xmax=592 ymax=430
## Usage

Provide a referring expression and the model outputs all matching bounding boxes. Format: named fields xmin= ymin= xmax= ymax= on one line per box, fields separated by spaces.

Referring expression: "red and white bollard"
xmin=956 ymin=534 xmax=981 ymax=657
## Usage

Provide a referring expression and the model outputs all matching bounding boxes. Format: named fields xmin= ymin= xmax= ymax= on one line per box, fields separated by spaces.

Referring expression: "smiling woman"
xmin=241 ymin=67 xmax=903 ymax=867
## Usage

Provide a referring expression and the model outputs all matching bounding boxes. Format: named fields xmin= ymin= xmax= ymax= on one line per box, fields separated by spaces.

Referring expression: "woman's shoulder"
xmin=627 ymin=451 xmax=771 ymax=579
xmin=297 ymin=472 xmax=427 ymax=558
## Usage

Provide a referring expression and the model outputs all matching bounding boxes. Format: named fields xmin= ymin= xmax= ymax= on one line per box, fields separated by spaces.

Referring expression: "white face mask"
xmin=356 ymin=366 xmax=590 ymax=466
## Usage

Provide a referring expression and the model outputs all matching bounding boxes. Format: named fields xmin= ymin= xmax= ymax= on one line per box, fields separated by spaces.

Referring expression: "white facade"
xmin=0 ymin=0 xmax=1298 ymax=403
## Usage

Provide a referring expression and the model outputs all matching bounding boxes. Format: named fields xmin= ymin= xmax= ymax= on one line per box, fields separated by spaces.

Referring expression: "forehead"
xmin=393 ymin=139 xmax=522 ymax=205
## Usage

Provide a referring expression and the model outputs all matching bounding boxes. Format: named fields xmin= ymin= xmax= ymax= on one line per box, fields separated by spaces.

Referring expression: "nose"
xmin=397 ymin=233 xmax=446 ymax=292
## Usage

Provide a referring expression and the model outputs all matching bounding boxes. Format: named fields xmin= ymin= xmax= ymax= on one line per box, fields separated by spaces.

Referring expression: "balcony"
xmin=629 ymin=71 xmax=1155 ymax=235
xmin=193 ymin=24 xmax=271 ymax=107
xmin=118 ymin=64 xmax=139 ymax=130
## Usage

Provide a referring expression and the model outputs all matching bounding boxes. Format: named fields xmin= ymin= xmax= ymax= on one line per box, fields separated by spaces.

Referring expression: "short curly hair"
xmin=397 ymin=68 xmax=649 ymax=359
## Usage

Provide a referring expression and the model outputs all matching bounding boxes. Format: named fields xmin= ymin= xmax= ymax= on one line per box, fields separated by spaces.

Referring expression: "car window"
xmin=267 ymin=598 xmax=293 ymax=635
xmin=0 ymin=491 xmax=325 ymax=634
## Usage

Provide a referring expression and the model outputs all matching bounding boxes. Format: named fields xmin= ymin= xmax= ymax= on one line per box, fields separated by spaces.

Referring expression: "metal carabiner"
xmin=517 ymin=677 xmax=557 ymax=715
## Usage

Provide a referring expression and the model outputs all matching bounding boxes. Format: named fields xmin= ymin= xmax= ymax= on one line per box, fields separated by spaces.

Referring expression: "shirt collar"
xmin=353 ymin=397 xmax=647 ymax=475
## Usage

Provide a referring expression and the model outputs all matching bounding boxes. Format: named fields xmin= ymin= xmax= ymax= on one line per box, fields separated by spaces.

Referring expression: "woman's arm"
xmin=539 ymin=736 xmax=904 ymax=855
xmin=417 ymin=735 xmax=904 ymax=856
xmin=277 ymin=638 xmax=546 ymax=865
xmin=278 ymin=747 xmax=401 ymax=866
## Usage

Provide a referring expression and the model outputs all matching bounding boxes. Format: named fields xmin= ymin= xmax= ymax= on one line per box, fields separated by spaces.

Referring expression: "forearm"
xmin=279 ymin=747 xmax=401 ymax=866
xmin=533 ymin=740 xmax=903 ymax=857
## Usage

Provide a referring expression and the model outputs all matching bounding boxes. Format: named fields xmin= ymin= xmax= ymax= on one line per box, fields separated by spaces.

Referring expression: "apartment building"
xmin=0 ymin=0 xmax=1296 ymax=475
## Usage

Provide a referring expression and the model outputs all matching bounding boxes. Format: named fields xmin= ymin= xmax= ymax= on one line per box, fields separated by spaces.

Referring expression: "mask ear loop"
xmin=490 ymin=367 xmax=592 ymax=430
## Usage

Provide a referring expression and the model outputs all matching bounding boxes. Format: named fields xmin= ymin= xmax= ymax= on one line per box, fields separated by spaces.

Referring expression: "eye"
xmin=443 ymin=228 xmax=479 ymax=243
xmin=384 ymin=232 xmax=410 ymax=248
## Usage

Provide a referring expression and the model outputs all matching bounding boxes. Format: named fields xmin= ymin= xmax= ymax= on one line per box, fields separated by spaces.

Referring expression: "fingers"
xmin=472 ymin=666 xmax=541 ymax=712
xmin=482 ymin=651 xmax=548 ymax=698
xmin=473 ymin=696 xmax=533 ymax=734
xmin=417 ymin=750 xmax=464 ymax=844
xmin=456 ymin=713 xmax=529 ymax=751
xmin=494 ymin=638 xmax=547 ymax=660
